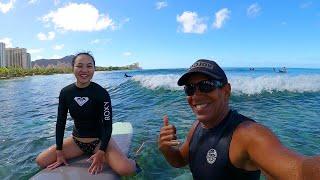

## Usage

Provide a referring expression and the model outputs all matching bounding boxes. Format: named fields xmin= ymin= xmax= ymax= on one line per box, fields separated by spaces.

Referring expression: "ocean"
xmin=0 ymin=67 xmax=319 ymax=180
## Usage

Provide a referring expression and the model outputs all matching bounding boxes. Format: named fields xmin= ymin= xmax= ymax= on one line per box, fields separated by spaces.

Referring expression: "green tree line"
xmin=0 ymin=66 xmax=134 ymax=79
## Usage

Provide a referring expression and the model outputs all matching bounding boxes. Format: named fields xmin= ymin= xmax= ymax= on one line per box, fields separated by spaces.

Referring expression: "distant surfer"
xmin=36 ymin=52 xmax=139 ymax=175
xmin=124 ymin=73 xmax=132 ymax=77
xmin=278 ymin=67 xmax=287 ymax=73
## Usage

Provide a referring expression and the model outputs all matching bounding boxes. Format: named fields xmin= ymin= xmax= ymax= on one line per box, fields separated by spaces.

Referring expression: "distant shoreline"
xmin=0 ymin=66 xmax=140 ymax=80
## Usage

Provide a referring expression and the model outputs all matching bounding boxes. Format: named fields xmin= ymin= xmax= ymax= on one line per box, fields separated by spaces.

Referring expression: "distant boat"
xmin=249 ymin=67 xmax=255 ymax=71
xmin=273 ymin=67 xmax=287 ymax=73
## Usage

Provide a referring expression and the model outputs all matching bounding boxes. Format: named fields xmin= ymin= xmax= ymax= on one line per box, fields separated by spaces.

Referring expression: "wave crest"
xmin=132 ymin=75 xmax=181 ymax=90
xmin=132 ymin=74 xmax=320 ymax=95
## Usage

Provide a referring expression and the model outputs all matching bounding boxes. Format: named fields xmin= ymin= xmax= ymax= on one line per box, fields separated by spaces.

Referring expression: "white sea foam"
xmin=132 ymin=74 xmax=181 ymax=90
xmin=132 ymin=74 xmax=320 ymax=95
xmin=230 ymin=75 xmax=320 ymax=95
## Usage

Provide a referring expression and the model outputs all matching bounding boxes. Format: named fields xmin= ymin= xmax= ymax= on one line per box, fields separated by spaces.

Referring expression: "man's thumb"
xmin=163 ymin=115 xmax=169 ymax=126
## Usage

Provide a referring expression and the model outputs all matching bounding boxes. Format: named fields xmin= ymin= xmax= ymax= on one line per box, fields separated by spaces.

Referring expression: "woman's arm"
xmin=98 ymin=90 xmax=112 ymax=152
xmin=56 ymin=89 xmax=68 ymax=150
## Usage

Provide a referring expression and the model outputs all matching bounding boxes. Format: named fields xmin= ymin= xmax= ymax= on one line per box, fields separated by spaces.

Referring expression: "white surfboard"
xmin=31 ymin=122 xmax=133 ymax=180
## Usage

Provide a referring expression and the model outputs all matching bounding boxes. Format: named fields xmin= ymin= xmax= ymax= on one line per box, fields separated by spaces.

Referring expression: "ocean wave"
xmin=132 ymin=74 xmax=320 ymax=95
xmin=230 ymin=75 xmax=320 ymax=95
xmin=132 ymin=74 xmax=181 ymax=90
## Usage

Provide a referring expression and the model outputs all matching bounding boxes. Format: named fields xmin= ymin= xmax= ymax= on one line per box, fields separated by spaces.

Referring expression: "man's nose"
xmin=193 ymin=85 xmax=202 ymax=95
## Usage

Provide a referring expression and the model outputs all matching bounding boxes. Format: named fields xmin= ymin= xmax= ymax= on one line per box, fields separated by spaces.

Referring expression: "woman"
xmin=36 ymin=52 xmax=138 ymax=175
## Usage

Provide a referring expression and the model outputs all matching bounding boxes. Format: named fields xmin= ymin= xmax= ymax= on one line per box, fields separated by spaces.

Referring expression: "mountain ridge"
xmin=32 ymin=55 xmax=141 ymax=69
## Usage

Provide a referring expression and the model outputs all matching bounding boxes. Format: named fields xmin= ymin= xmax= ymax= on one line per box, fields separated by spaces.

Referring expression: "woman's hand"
xmin=47 ymin=150 xmax=69 ymax=170
xmin=87 ymin=150 xmax=105 ymax=174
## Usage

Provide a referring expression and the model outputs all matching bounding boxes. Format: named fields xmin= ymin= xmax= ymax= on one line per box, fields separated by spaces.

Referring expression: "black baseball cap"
xmin=177 ymin=59 xmax=228 ymax=86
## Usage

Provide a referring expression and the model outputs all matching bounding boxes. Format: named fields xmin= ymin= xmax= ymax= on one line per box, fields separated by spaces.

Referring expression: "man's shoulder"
xmin=236 ymin=119 xmax=263 ymax=132
xmin=236 ymin=121 xmax=264 ymax=134
xmin=186 ymin=120 xmax=200 ymax=143
xmin=232 ymin=111 xmax=256 ymax=123
xmin=233 ymin=120 xmax=274 ymax=144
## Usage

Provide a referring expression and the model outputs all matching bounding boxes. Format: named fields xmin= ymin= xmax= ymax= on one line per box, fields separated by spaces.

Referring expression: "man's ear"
xmin=223 ymin=83 xmax=231 ymax=98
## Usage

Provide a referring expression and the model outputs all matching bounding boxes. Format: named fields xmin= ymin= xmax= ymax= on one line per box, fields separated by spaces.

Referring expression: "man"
xmin=124 ymin=73 xmax=132 ymax=77
xmin=158 ymin=59 xmax=320 ymax=179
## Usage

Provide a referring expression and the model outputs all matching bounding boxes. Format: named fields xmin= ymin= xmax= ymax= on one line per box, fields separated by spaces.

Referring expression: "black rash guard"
xmin=189 ymin=110 xmax=261 ymax=180
xmin=56 ymin=82 xmax=112 ymax=152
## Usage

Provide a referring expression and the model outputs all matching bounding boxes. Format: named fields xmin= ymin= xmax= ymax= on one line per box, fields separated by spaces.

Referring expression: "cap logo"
xmin=190 ymin=61 xmax=213 ymax=70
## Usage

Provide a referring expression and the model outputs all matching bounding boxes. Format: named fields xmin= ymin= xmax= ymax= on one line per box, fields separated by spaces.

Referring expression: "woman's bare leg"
xmin=36 ymin=136 xmax=83 ymax=168
xmin=95 ymin=138 xmax=137 ymax=176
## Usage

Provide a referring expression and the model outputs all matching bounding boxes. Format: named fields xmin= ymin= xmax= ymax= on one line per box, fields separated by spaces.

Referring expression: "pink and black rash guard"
xmin=56 ymin=82 xmax=112 ymax=152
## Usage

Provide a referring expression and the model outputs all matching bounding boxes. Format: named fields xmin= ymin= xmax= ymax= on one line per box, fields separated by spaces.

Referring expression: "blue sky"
xmin=0 ymin=0 xmax=319 ymax=69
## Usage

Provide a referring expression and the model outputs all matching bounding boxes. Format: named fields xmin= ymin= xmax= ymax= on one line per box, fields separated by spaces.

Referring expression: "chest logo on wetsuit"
xmin=206 ymin=148 xmax=217 ymax=164
xmin=74 ymin=97 xmax=89 ymax=106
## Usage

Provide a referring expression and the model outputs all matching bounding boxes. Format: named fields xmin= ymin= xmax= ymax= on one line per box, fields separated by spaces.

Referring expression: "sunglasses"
xmin=184 ymin=80 xmax=224 ymax=96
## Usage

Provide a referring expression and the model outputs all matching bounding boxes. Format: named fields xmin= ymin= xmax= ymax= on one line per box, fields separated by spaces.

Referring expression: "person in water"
xmin=36 ymin=52 xmax=138 ymax=175
xmin=124 ymin=73 xmax=132 ymax=77
xmin=158 ymin=59 xmax=320 ymax=179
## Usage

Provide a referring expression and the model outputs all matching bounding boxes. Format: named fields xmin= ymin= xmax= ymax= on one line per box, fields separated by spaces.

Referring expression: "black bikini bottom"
xmin=73 ymin=137 xmax=100 ymax=154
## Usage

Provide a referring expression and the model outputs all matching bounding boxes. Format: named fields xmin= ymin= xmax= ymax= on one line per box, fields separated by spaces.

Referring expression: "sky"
xmin=0 ymin=0 xmax=319 ymax=69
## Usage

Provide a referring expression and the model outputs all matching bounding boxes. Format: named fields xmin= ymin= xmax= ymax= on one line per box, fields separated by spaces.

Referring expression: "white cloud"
xmin=112 ymin=17 xmax=130 ymax=30
xmin=123 ymin=52 xmax=132 ymax=57
xmin=28 ymin=0 xmax=38 ymax=4
xmin=300 ymin=1 xmax=312 ymax=9
xmin=156 ymin=1 xmax=168 ymax=10
xmin=28 ymin=48 xmax=43 ymax=53
xmin=29 ymin=0 xmax=58 ymax=5
xmin=123 ymin=18 xmax=130 ymax=23
xmin=0 ymin=37 xmax=13 ymax=47
xmin=90 ymin=39 xmax=101 ymax=44
xmin=53 ymin=44 xmax=64 ymax=50
xmin=213 ymin=8 xmax=230 ymax=29
xmin=0 ymin=0 xmax=15 ymax=14
xmin=37 ymin=31 xmax=55 ymax=41
xmin=177 ymin=11 xmax=207 ymax=34
xmin=29 ymin=48 xmax=43 ymax=60
xmin=53 ymin=0 xmax=60 ymax=6
xmin=90 ymin=38 xmax=111 ymax=45
xmin=42 ymin=3 xmax=115 ymax=32
xmin=247 ymin=3 xmax=261 ymax=17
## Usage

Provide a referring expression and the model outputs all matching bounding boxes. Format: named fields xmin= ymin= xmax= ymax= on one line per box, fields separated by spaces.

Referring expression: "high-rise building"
xmin=27 ymin=53 xmax=31 ymax=69
xmin=21 ymin=48 xmax=28 ymax=69
xmin=5 ymin=47 xmax=30 ymax=69
xmin=6 ymin=48 xmax=18 ymax=67
xmin=0 ymin=42 xmax=5 ymax=67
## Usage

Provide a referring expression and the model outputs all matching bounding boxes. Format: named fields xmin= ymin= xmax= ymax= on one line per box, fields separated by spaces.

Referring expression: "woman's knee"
xmin=113 ymin=160 xmax=136 ymax=176
xmin=36 ymin=146 xmax=56 ymax=168
xmin=36 ymin=154 xmax=48 ymax=168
